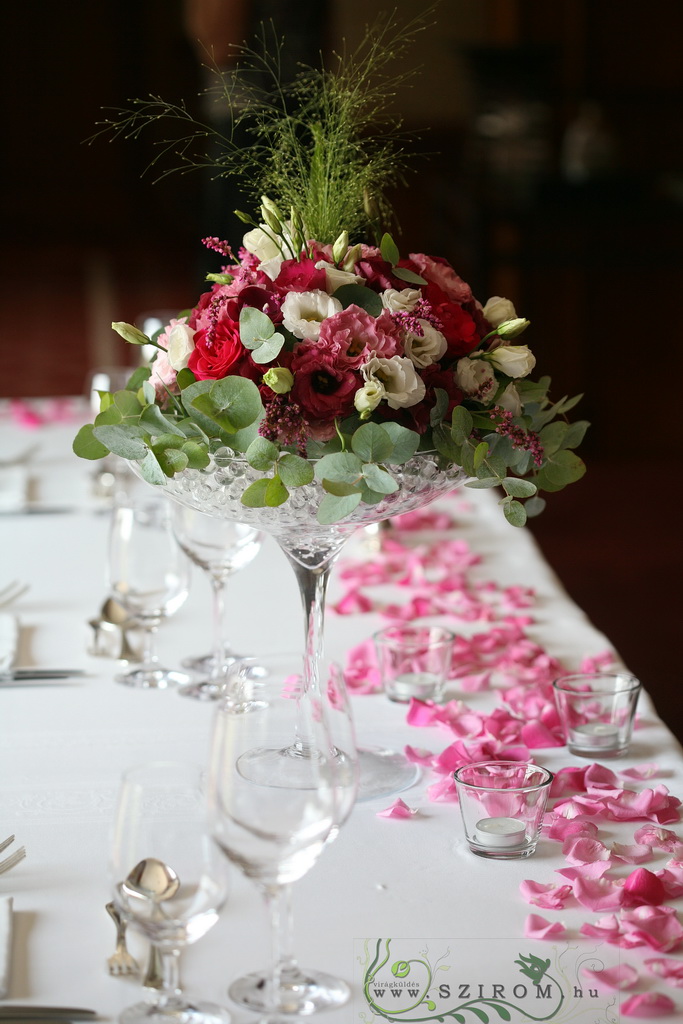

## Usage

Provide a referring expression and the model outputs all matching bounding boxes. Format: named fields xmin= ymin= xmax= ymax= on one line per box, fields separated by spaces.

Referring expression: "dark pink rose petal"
xmin=623 ymin=868 xmax=668 ymax=907
xmin=620 ymin=992 xmax=676 ymax=1017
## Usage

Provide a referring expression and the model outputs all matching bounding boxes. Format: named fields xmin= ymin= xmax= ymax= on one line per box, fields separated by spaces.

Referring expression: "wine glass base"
xmin=357 ymin=747 xmax=421 ymax=802
xmin=177 ymin=679 xmax=224 ymax=701
xmin=228 ymin=964 xmax=350 ymax=1016
xmin=181 ymin=649 xmax=241 ymax=672
xmin=115 ymin=667 xmax=193 ymax=690
xmin=119 ymin=998 xmax=231 ymax=1024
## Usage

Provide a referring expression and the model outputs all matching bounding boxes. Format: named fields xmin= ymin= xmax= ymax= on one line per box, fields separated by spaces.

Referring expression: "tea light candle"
xmin=387 ymin=672 xmax=438 ymax=703
xmin=570 ymin=723 xmax=620 ymax=748
xmin=475 ymin=816 xmax=526 ymax=848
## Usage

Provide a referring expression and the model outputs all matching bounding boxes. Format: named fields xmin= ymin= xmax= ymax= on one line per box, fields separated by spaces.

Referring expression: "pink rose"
xmin=274 ymin=257 xmax=327 ymax=293
xmin=188 ymin=319 xmax=245 ymax=380
xmin=406 ymin=253 xmax=475 ymax=304
xmin=317 ymin=304 xmax=401 ymax=367
xmin=291 ymin=342 xmax=359 ymax=425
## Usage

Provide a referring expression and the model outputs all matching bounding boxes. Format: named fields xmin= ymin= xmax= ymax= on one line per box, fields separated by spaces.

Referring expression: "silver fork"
xmin=0 ymin=835 xmax=26 ymax=874
xmin=105 ymin=902 xmax=139 ymax=977
xmin=0 ymin=581 xmax=29 ymax=608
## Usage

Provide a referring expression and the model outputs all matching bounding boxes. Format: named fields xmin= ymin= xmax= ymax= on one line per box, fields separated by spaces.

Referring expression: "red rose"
xmin=423 ymin=282 xmax=481 ymax=359
xmin=188 ymin=320 xmax=245 ymax=380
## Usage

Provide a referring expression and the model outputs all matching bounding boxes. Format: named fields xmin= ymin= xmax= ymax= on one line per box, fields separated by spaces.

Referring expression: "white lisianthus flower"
xmin=362 ymin=355 xmax=426 ymax=409
xmin=455 ymin=355 xmax=496 ymax=400
xmin=380 ymin=287 xmax=421 ymax=312
xmin=404 ymin=321 xmax=448 ymax=369
xmin=482 ymin=295 xmax=517 ymax=327
xmin=166 ymin=322 xmax=195 ymax=371
xmin=486 ymin=344 xmax=536 ymax=378
xmin=281 ymin=290 xmax=343 ymax=340
xmin=354 ymin=378 xmax=386 ymax=419
xmin=242 ymin=226 xmax=280 ymax=263
xmin=314 ymin=260 xmax=363 ymax=293
xmin=498 ymin=382 xmax=522 ymax=417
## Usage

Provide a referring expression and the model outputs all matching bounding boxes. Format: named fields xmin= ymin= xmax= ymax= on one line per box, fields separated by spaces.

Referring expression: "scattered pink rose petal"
xmin=634 ymin=827 xmax=683 ymax=854
xmin=644 ymin=958 xmax=683 ymax=987
xmin=611 ymin=842 xmax=653 ymax=864
xmin=620 ymin=992 xmax=677 ymax=1017
xmin=562 ymin=836 xmax=611 ymax=865
xmin=623 ymin=868 xmax=668 ymax=907
xmin=377 ymin=799 xmax=417 ymax=820
xmin=545 ymin=816 xmax=599 ymax=842
xmin=523 ymin=914 xmax=566 ymax=940
xmin=621 ymin=763 xmax=660 ymax=780
xmin=403 ymin=746 xmax=435 ymax=766
xmin=572 ymin=875 xmax=623 ymax=911
xmin=332 ymin=588 xmax=374 ymax=615
xmin=583 ymin=963 xmax=639 ymax=990
xmin=580 ymin=914 xmax=623 ymax=943
xmin=620 ymin=906 xmax=683 ymax=952
xmin=519 ymin=880 xmax=573 ymax=909
xmin=556 ymin=862 xmax=612 ymax=882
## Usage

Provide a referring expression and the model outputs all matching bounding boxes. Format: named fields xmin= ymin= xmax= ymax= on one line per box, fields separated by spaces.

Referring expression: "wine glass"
xmin=108 ymin=498 xmax=191 ymax=688
xmin=169 ymin=504 xmax=263 ymax=700
xmin=109 ymin=760 xmax=231 ymax=1024
xmin=207 ymin=655 xmax=359 ymax=1018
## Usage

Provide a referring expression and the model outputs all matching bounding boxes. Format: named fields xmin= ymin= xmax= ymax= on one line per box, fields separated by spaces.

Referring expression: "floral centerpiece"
xmin=73 ymin=13 xmax=586 ymax=527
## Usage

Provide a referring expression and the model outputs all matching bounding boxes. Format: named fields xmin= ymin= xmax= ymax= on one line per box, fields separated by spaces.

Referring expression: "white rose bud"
xmin=497 ymin=382 xmax=522 ymax=417
xmin=332 ymin=230 xmax=349 ymax=265
xmin=354 ymin=378 xmax=386 ymax=419
xmin=486 ymin=345 xmax=536 ymax=378
xmin=482 ymin=295 xmax=517 ymax=327
xmin=314 ymin=260 xmax=362 ymax=293
xmin=112 ymin=321 xmax=150 ymax=346
xmin=263 ymin=367 xmax=294 ymax=394
xmin=380 ymin=288 xmax=420 ymax=312
xmin=167 ymin=323 xmax=196 ymax=371
xmin=242 ymin=226 xmax=280 ymax=263
xmin=363 ymin=355 xmax=426 ymax=409
xmin=404 ymin=322 xmax=448 ymax=368
xmin=455 ymin=356 xmax=496 ymax=399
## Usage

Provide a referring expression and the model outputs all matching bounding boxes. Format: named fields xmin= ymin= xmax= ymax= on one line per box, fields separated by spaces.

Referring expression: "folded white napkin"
xmin=0 ymin=615 xmax=19 ymax=674
xmin=0 ymin=467 xmax=27 ymax=511
xmin=0 ymin=896 xmax=13 ymax=998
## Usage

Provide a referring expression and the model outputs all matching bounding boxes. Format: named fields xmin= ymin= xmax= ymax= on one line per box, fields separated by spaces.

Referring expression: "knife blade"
xmin=0 ymin=669 xmax=86 ymax=681
xmin=0 ymin=1010 xmax=97 ymax=1021
xmin=0 ymin=614 xmax=19 ymax=674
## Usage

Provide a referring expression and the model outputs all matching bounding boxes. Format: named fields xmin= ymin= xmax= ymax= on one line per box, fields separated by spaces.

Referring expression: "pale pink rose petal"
xmin=406 ymin=700 xmax=441 ymax=727
xmin=611 ymin=843 xmax=654 ymax=864
xmin=377 ymin=799 xmax=417 ymax=820
xmin=519 ymin=880 xmax=573 ymax=909
xmin=523 ymin=914 xmax=566 ymax=940
xmin=621 ymin=763 xmax=660 ymax=780
xmin=584 ymin=763 xmax=620 ymax=792
xmin=579 ymin=651 xmax=617 ymax=673
xmin=623 ymin=868 xmax=668 ymax=907
xmin=563 ymin=836 xmax=611 ymax=865
xmin=620 ymin=906 xmax=683 ymax=952
xmin=545 ymin=816 xmax=599 ymax=842
xmin=634 ymin=827 xmax=683 ymax=853
xmin=403 ymin=745 xmax=435 ymax=766
xmin=655 ymin=867 xmax=683 ymax=900
xmin=644 ymin=958 xmax=683 ymax=987
xmin=580 ymin=914 xmax=623 ymax=943
xmin=557 ymin=862 xmax=612 ymax=882
xmin=583 ymin=963 xmax=639 ymax=990
xmin=550 ymin=766 xmax=590 ymax=796
xmin=620 ymin=992 xmax=677 ymax=1017
xmin=572 ymin=876 xmax=624 ymax=911
xmin=520 ymin=720 xmax=564 ymax=748
xmin=426 ymin=776 xmax=458 ymax=802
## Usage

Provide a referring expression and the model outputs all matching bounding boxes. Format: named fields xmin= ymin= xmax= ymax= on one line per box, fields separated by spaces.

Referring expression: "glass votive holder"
xmin=373 ymin=624 xmax=454 ymax=703
xmin=552 ymin=671 xmax=641 ymax=758
xmin=453 ymin=761 xmax=554 ymax=860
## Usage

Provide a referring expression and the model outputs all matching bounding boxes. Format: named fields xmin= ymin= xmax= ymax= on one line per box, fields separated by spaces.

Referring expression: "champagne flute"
xmin=109 ymin=760 xmax=231 ymax=1024
xmin=207 ymin=655 xmax=358 ymax=1017
xmin=108 ymin=498 xmax=191 ymax=688
xmin=170 ymin=505 xmax=263 ymax=700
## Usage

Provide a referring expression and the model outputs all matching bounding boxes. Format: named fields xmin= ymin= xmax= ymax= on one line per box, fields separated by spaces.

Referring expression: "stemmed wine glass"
xmin=207 ymin=654 xmax=359 ymax=1018
xmin=109 ymin=760 xmax=231 ymax=1024
xmin=108 ymin=498 xmax=191 ymax=688
xmin=169 ymin=504 xmax=263 ymax=700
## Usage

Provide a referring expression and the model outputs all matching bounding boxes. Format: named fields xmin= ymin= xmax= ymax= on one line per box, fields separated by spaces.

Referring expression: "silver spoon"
xmin=121 ymin=858 xmax=179 ymax=990
xmin=100 ymin=598 xmax=139 ymax=661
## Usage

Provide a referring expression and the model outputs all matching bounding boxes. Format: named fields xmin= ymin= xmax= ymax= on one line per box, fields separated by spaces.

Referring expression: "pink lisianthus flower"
xmin=188 ymin=319 xmax=246 ymax=380
xmin=290 ymin=341 xmax=360 ymax=430
xmin=150 ymin=317 xmax=190 ymax=399
xmin=317 ymin=304 xmax=401 ymax=368
xmin=274 ymin=256 xmax=327 ymax=293
xmin=406 ymin=253 xmax=476 ymax=305
xmin=354 ymin=246 xmax=397 ymax=291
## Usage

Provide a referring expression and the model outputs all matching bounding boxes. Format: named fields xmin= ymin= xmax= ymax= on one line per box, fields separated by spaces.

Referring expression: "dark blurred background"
xmin=1 ymin=0 xmax=681 ymax=736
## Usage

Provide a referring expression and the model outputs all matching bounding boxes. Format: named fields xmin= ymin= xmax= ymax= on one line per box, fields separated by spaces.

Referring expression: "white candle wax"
xmin=387 ymin=672 xmax=438 ymax=702
xmin=570 ymin=722 xmax=620 ymax=748
xmin=475 ymin=816 xmax=526 ymax=848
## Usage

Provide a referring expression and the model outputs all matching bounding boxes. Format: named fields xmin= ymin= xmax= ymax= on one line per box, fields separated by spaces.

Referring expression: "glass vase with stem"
xmin=153 ymin=450 xmax=467 ymax=796
xmin=169 ymin=503 xmax=263 ymax=700
xmin=207 ymin=654 xmax=359 ymax=1018
xmin=107 ymin=497 xmax=192 ymax=689
xmin=109 ymin=760 xmax=231 ymax=1024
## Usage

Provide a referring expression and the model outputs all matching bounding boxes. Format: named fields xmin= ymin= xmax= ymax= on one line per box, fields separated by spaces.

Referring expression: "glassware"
xmin=169 ymin=504 xmax=263 ymax=700
xmin=109 ymin=760 xmax=230 ymax=1024
xmin=207 ymin=655 xmax=359 ymax=1017
xmin=150 ymin=451 xmax=467 ymax=795
xmin=108 ymin=498 xmax=191 ymax=688
xmin=374 ymin=624 xmax=455 ymax=703
xmin=453 ymin=761 xmax=553 ymax=860
xmin=552 ymin=671 xmax=641 ymax=757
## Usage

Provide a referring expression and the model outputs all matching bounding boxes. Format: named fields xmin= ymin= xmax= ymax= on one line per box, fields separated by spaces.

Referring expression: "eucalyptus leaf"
xmin=241 ymin=478 xmax=270 ymax=507
xmin=358 ymin=483 xmax=385 ymax=504
xmin=503 ymin=498 xmax=527 ymax=528
xmin=538 ymin=420 xmax=569 ymax=455
xmin=94 ymin=404 xmax=123 ymax=426
xmin=278 ymin=452 xmax=314 ymax=488
xmin=92 ymin=424 xmax=148 ymax=460
xmin=379 ymin=422 xmax=420 ymax=464
xmin=332 ymin=283 xmax=383 ymax=316
xmin=137 ymin=449 xmax=167 ymax=485
xmin=537 ymin=449 xmax=586 ymax=489
xmin=157 ymin=448 xmax=189 ymax=476
xmin=430 ymin=388 xmax=449 ymax=427
xmin=351 ymin=422 xmax=393 ymax=463
xmin=317 ymin=490 xmax=362 ymax=525
xmin=72 ymin=424 xmax=109 ymax=460
xmin=176 ymin=367 xmax=197 ymax=390
xmin=380 ymin=232 xmax=400 ymax=265
xmin=322 ymin=480 xmax=361 ymax=497
xmin=465 ymin=477 xmax=501 ymax=489
xmin=502 ymin=477 xmax=537 ymax=498
xmin=393 ymin=266 xmax=427 ymax=285
xmin=239 ymin=306 xmax=276 ymax=346
xmin=314 ymin=451 xmax=362 ymax=484
xmin=151 ymin=433 xmax=185 ymax=452
xmin=473 ymin=440 xmax=489 ymax=471
xmin=126 ymin=366 xmax=151 ymax=390
xmin=561 ymin=419 xmax=590 ymax=450
xmin=362 ymin=463 xmax=399 ymax=494
xmin=249 ymin=332 xmax=286 ymax=364
xmin=140 ymin=380 xmax=156 ymax=405
xmin=451 ymin=405 xmax=473 ymax=444
xmin=432 ymin=422 xmax=462 ymax=462
xmin=114 ymin=389 xmax=143 ymax=418
xmin=141 ymin=404 xmax=186 ymax=436
xmin=524 ymin=495 xmax=547 ymax=518
xmin=265 ymin=474 xmax=289 ymax=506
xmin=209 ymin=376 xmax=263 ymax=429
xmin=181 ymin=440 xmax=211 ymax=469
xmin=246 ymin=436 xmax=279 ymax=471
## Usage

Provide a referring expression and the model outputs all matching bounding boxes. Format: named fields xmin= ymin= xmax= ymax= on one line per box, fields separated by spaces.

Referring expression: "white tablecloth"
xmin=1 ymin=401 xmax=682 ymax=1023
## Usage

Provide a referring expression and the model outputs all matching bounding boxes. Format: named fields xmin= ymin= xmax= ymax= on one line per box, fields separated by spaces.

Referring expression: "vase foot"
xmin=357 ymin=746 xmax=421 ymax=802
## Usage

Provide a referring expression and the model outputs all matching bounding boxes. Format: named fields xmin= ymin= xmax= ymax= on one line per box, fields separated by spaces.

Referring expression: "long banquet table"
xmin=2 ymin=398 xmax=683 ymax=1023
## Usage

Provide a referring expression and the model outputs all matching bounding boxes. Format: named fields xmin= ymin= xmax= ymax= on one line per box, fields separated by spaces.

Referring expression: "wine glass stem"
xmin=210 ymin=575 xmax=228 ymax=677
xmin=286 ymin=559 xmax=332 ymax=696
xmin=152 ymin=946 xmax=182 ymax=1007
xmin=140 ymin=623 xmax=160 ymax=669
xmin=264 ymin=883 xmax=294 ymax=1005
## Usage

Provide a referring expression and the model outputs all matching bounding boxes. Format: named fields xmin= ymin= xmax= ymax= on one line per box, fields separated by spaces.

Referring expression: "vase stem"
xmin=285 ymin=556 xmax=331 ymax=697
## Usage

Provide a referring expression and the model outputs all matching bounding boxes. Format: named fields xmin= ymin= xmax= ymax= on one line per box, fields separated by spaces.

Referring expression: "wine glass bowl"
xmin=109 ymin=761 xmax=231 ymax=1024
xmin=107 ymin=499 xmax=191 ymax=689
